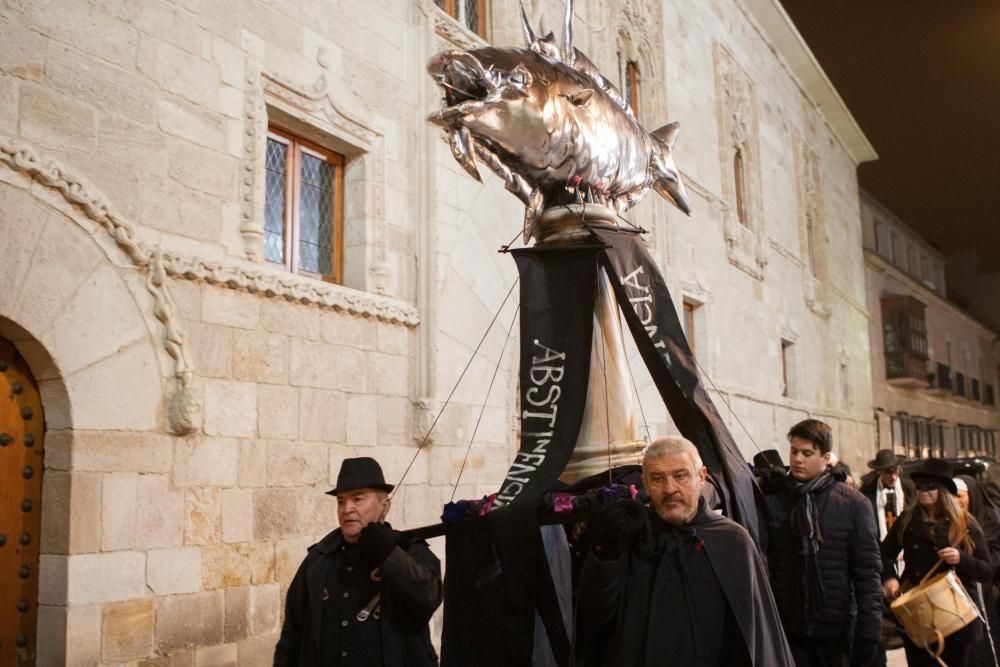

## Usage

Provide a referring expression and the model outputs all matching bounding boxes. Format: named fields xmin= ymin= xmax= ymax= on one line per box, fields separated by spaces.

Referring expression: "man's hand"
xmin=937 ymin=546 xmax=961 ymax=565
xmin=883 ymin=578 xmax=900 ymax=599
xmin=586 ymin=500 xmax=645 ymax=557
xmin=358 ymin=523 xmax=396 ymax=565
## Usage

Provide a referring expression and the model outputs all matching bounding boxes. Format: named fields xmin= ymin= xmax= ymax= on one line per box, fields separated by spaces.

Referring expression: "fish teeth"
xmin=449 ymin=127 xmax=482 ymax=182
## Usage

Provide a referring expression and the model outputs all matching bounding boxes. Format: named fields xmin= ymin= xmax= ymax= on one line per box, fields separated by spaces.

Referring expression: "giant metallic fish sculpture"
xmin=427 ymin=0 xmax=691 ymax=237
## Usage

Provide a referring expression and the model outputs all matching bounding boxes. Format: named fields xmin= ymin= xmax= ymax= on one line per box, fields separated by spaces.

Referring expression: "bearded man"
xmin=575 ymin=436 xmax=794 ymax=666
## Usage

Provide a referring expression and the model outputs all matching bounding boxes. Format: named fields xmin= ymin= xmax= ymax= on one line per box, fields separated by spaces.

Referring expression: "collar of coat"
xmin=310 ymin=523 xmax=397 ymax=555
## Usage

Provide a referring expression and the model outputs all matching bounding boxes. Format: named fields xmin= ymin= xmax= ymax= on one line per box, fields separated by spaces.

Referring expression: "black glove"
xmin=358 ymin=523 xmax=396 ymax=565
xmin=850 ymin=638 xmax=879 ymax=667
xmin=586 ymin=499 xmax=645 ymax=558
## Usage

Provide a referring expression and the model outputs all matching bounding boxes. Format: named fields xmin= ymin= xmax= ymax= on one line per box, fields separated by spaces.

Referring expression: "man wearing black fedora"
xmin=859 ymin=450 xmax=915 ymax=547
xmin=274 ymin=457 xmax=442 ymax=666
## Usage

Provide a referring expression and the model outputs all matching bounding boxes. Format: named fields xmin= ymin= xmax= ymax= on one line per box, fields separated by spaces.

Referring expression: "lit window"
xmin=265 ymin=128 xmax=345 ymax=283
xmin=435 ymin=0 xmax=488 ymax=38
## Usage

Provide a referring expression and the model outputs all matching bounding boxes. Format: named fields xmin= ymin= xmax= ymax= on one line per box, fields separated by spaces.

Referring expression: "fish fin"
xmin=449 ymin=127 xmax=482 ymax=182
xmin=565 ymin=89 xmax=594 ymax=107
xmin=651 ymin=122 xmax=681 ymax=149
xmin=522 ymin=189 xmax=544 ymax=243
xmin=653 ymin=178 xmax=692 ymax=216
xmin=518 ymin=1 xmax=536 ymax=48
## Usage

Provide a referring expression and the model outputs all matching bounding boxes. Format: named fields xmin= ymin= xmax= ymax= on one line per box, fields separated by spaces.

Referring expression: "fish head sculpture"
xmin=427 ymin=0 xmax=692 ymax=230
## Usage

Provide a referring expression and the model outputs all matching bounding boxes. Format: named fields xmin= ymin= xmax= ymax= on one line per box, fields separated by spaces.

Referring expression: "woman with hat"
xmin=881 ymin=459 xmax=994 ymax=667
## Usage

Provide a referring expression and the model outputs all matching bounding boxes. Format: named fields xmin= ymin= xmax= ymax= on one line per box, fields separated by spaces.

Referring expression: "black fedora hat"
xmin=909 ymin=458 xmax=958 ymax=495
xmin=867 ymin=449 xmax=906 ymax=470
xmin=326 ymin=457 xmax=394 ymax=496
xmin=753 ymin=449 xmax=785 ymax=471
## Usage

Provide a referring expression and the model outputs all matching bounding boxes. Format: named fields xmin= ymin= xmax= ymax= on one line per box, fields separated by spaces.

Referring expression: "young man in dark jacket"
xmin=765 ymin=420 xmax=883 ymax=667
xmin=274 ymin=457 xmax=442 ymax=666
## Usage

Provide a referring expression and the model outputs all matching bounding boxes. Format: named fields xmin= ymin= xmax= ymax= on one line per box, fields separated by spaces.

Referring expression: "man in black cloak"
xmin=575 ymin=436 xmax=795 ymax=666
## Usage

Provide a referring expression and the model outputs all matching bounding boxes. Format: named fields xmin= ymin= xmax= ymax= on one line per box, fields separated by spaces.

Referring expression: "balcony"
xmin=971 ymin=378 xmax=982 ymax=402
xmin=955 ymin=372 xmax=967 ymax=398
xmin=985 ymin=384 xmax=995 ymax=408
xmin=926 ymin=362 xmax=952 ymax=395
xmin=886 ymin=351 xmax=930 ymax=388
xmin=882 ymin=294 xmax=929 ymax=389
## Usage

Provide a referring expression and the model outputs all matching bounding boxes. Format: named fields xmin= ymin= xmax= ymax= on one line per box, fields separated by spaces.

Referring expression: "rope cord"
xmin=390 ymin=278 xmax=519 ymax=498
xmin=450 ymin=305 xmax=520 ymax=501
xmin=692 ymin=354 xmax=764 ymax=455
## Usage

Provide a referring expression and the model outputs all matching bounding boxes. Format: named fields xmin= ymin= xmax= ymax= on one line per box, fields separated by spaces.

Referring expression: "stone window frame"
xmin=432 ymin=0 xmax=489 ymax=49
xmin=240 ymin=56 xmax=390 ymax=295
xmin=714 ymin=43 xmax=767 ymax=280
xmin=795 ymin=139 xmax=830 ymax=318
xmin=434 ymin=0 xmax=489 ymax=39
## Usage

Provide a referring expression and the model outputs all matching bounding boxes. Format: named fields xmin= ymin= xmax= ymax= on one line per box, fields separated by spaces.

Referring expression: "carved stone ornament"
xmin=0 ymin=137 xmax=200 ymax=435
xmin=796 ymin=139 xmax=830 ymax=318
xmin=0 ymin=137 xmax=420 ymax=429
xmin=714 ymin=43 xmax=767 ymax=280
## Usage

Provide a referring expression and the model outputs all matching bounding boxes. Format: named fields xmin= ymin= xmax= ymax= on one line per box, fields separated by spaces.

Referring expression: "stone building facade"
xmin=0 ymin=0 xmax=879 ymax=663
xmin=861 ymin=191 xmax=1000 ymax=461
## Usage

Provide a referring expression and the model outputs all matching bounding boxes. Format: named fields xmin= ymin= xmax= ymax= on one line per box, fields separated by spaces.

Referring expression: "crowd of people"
xmin=273 ymin=420 xmax=1000 ymax=666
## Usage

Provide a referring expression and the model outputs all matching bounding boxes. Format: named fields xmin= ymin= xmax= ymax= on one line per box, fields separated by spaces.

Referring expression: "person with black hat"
xmin=881 ymin=458 xmax=994 ymax=667
xmin=859 ymin=449 xmax=915 ymax=549
xmin=274 ymin=457 xmax=442 ymax=666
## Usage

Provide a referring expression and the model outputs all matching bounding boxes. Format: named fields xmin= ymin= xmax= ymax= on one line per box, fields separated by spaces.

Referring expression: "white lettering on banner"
xmin=494 ymin=339 xmax=566 ymax=506
xmin=621 ymin=264 xmax=672 ymax=366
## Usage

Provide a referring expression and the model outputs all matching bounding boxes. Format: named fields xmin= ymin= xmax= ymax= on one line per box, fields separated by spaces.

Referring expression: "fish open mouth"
xmin=427 ymin=51 xmax=495 ymax=118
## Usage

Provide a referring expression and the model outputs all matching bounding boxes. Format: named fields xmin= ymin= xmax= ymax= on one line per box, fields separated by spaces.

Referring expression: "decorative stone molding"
xmin=432 ymin=4 xmax=487 ymax=50
xmin=0 ymin=137 xmax=200 ymax=435
xmin=0 ymin=137 xmax=421 ymax=426
xmin=159 ymin=252 xmax=419 ymax=326
xmin=239 ymin=62 xmax=267 ymax=261
xmin=714 ymin=43 xmax=767 ymax=280
xmin=795 ymin=139 xmax=830 ymax=318
xmin=251 ymin=52 xmax=390 ymax=295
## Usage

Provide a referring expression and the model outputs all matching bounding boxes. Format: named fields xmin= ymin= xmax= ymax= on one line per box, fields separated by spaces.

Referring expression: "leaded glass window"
xmin=435 ymin=0 xmax=488 ymax=37
xmin=264 ymin=128 xmax=344 ymax=283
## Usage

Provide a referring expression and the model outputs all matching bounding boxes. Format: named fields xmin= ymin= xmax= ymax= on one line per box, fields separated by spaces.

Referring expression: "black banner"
xmin=592 ymin=226 xmax=764 ymax=548
xmin=493 ymin=245 xmax=600 ymax=510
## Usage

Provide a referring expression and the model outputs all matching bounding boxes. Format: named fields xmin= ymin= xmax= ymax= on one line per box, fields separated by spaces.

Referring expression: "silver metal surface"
xmin=427 ymin=0 xmax=692 ymax=238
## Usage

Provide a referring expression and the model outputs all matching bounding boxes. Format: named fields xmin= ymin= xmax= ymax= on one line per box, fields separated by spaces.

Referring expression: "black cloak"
xmin=576 ymin=503 xmax=795 ymax=666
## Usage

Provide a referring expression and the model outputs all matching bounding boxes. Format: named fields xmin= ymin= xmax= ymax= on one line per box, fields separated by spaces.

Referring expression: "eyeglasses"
xmin=914 ymin=480 xmax=940 ymax=492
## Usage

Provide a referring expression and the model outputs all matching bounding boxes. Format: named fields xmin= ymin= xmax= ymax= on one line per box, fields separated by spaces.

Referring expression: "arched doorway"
xmin=0 ymin=337 xmax=44 ymax=665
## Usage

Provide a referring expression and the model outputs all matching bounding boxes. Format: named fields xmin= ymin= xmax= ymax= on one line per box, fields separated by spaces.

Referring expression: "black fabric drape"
xmin=493 ymin=245 xmax=600 ymax=509
xmin=591 ymin=226 xmax=764 ymax=549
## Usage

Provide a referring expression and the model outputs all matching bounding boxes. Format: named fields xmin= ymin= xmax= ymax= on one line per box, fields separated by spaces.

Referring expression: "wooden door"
xmin=0 ymin=338 xmax=44 ymax=666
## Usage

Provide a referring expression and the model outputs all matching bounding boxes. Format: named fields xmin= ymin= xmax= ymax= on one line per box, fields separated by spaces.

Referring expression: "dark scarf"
xmin=789 ymin=470 xmax=836 ymax=623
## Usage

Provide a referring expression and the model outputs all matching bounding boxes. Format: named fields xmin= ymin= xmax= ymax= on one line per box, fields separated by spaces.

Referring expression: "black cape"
xmin=576 ymin=503 xmax=795 ymax=666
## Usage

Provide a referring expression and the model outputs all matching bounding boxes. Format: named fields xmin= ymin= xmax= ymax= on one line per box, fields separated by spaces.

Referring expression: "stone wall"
xmin=0 ymin=0 xmax=879 ymax=662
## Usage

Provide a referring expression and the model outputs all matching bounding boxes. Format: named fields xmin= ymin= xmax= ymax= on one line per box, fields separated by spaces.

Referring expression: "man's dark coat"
xmin=273 ymin=527 xmax=442 ymax=667
xmin=576 ymin=503 xmax=795 ymax=666
xmin=765 ymin=476 xmax=884 ymax=642
xmin=859 ymin=473 xmax=916 ymax=523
